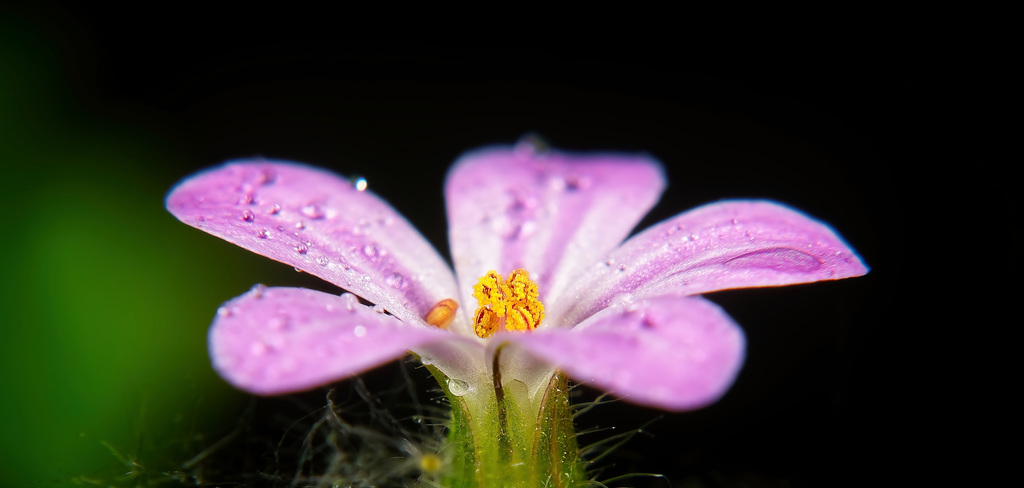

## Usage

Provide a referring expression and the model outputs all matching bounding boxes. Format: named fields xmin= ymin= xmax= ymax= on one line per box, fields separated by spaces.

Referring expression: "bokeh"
xmin=2 ymin=6 xmax=916 ymax=487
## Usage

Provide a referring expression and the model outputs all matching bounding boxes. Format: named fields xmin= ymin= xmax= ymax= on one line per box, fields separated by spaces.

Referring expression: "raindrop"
xmin=301 ymin=204 xmax=325 ymax=219
xmin=277 ymin=225 xmax=285 ymax=231
xmin=294 ymin=243 xmax=308 ymax=254
xmin=268 ymin=204 xmax=281 ymax=215
xmin=217 ymin=306 xmax=232 ymax=318
xmin=353 ymin=325 xmax=367 ymax=337
xmin=295 ymin=221 xmax=305 ymax=230
xmin=447 ymin=378 xmax=470 ymax=396
xmin=316 ymin=255 xmax=330 ymax=266
xmin=249 ymin=283 xmax=266 ymax=298
xmin=240 ymin=210 xmax=255 ymax=222
xmin=256 ymin=228 xmax=269 ymax=239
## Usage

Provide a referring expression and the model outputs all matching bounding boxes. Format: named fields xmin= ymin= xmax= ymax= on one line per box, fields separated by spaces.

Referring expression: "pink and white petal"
xmin=445 ymin=145 xmax=665 ymax=324
xmin=167 ymin=160 xmax=458 ymax=326
xmin=210 ymin=286 xmax=481 ymax=395
xmin=500 ymin=295 xmax=745 ymax=411
xmin=555 ymin=200 xmax=869 ymax=327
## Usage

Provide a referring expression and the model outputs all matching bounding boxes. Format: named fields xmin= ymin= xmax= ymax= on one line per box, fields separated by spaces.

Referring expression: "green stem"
xmin=426 ymin=355 xmax=584 ymax=488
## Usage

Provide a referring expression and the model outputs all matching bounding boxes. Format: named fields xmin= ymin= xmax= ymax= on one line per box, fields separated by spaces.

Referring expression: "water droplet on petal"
xmin=385 ymin=273 xmax=406 ymax=289
xmin=447 ymin=378 xmax=470 ymax=396
xmin=301 ymin=204 xmax=325 ymax=219
xmin=268 ymin=204 xmax=281 ymax=215
xmin=339 ymin=293 xmax=358 ymax=312
xmin=240 ymin=210 xmax=255 ymax=222
xmin=250 ymin=341 xmax=269 ymax=356
xmin=268 ymin=315 xmax=289 ymax=330
xmin=316 ymin=255 xmax=330 ymax=266
xmin=353 ymin=325 xmax=367 ymax=337
xmin=257 ymin=169 xmax=277 ymax=185
xmin=217 ymin=306 xmax=232 ymax=318
xmin=351 ymin=176 xmax=368 ymax=191
xmin=295 ymin=221 xmax=305 ymax=230
xmin=362 ymin=244 xmax=376 ymax=257
xmin=256 ymin=228 xmax=269 ymax=239
xmin=294 ymin=243 xmax=308 ymax=254
xmin=249 ymin=283 xmax=266 ymax=298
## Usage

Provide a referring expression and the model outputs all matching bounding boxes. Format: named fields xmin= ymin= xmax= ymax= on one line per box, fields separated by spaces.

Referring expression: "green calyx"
xmin=425 ymin=351 xmax=583 ymax=488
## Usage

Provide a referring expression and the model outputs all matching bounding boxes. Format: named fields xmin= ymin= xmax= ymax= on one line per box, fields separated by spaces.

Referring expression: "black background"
xmin=5 ymin=4 xmax=994 ymax=487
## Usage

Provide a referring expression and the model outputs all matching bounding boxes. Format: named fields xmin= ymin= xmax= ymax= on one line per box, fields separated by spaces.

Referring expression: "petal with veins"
xmin=502 ymin=295 xmax=745 ymax=411
xmin=555 ymin=200 xmax=869 ymax=327
xmin=166 ymin=160 xmax=459 ymax=326
xmin=209 ymin=286 xmax=479 ymax=395
xmin=446 ymin=146 xmax=664 ymax=326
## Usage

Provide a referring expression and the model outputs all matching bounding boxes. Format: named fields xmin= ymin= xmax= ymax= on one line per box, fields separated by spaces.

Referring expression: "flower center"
xmin=471 ymin=269 xmax=545 ymax=338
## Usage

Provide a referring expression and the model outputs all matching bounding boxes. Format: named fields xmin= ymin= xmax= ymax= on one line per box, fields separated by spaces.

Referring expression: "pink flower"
xmin=166 ymin=144 xmax=867 ymax=411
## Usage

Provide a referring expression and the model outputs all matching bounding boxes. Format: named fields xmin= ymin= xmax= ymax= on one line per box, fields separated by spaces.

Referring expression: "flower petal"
xmin=166 ymin=160 xmax=458 ymax=325
xmin=500 ymin=295 xmax=745 ymax=411
xmin=209 ymin=286 xmax=477 ymax=395
xmin=555 ymin=200 xmax=869 ymax=327
xmin=445 ymin=145 xmax=665 ymax=325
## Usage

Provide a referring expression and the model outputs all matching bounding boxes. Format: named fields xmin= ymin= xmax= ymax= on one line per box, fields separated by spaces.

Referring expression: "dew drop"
xmin=353 ymin=325 xmax=367 ymax=337
xmin=447 ymin=378 xmax=470 ymax=396
xmin=256 ymin=228 xmax=269 ymax=239
xmin=257 ymin=168 xmax=277 ymax=185
xmin=363 ymin=244 xmax=377 ymax=257
xmin=250 ymin=341 xmax=269 ymax=356
xmin=249 ymin=283 xmax=266 ymax=298
xmin=340 ymin=293 xmax=358 ymax=311
xmin=385 ymin=273 xmax=405 ymax=289
xmin=268 ymin=316 xmax=289 ymax=330
xmin=351 ymin=176 xmax=368 ymax=191
xmin=240 ymin=210 xmax=255 ymax=222
xmin=295 ymin=221 xmax=306 ymax=230
xmin=617 ymin=264 xmax=627 ymax=271
xmin=316 ymin=255 xmax=330 ymax=266
xmin=268 ymin=203 xmax=281 ymax=215
xmin=217 ymin=306 xmax=232 ymax=318
xmin=294 ymin=243 xmax=308 ymax=254
xmin=301 ymin=204 xmax=325 ymax=219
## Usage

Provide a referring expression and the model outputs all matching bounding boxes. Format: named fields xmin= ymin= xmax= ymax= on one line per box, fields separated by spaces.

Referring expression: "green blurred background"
xmin=1 ymin=5 xmax=980 ymax=487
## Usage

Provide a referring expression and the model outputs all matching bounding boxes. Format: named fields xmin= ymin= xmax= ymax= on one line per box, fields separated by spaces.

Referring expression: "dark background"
xmin=2 ymin=5 xmax=985 ymax=487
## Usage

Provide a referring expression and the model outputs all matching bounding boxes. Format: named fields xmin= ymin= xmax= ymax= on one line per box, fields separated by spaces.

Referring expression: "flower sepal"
xmin=425 ymin=356 xmax=583 ymax=488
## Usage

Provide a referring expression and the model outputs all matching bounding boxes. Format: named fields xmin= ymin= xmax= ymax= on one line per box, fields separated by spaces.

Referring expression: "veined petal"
xmin=209 ymin=286 xmax=477 ymax=395
xmin=166 ymin=160 xmax=458 ymax=325
xmin=445 ymin=145 xmax=664 ymax=326
xmin=555 ymin=200 xmax=869 ymax=327
xmin=501 ymin=295 xmax=745 ymax=411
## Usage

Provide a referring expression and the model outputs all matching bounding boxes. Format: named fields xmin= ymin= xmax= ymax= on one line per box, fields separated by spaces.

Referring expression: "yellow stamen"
xmin=471 ymin=268 xmax=545 ymax=338
xmin=425 ymin=298 xmax=458 ymax=329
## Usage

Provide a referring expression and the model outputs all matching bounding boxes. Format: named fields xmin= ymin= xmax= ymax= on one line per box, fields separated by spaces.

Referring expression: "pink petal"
xmin=500 ymin=295 xmax=745 ymax=411
xmin=445 ymin=145 xmax=664 ymax=322
xmin=166 ymin=160 xmax=459 ymax=325
xmin=209 ymin=286 xmax=475 ymax=395
xmin=554 ymin=200 xmax=869 ymax=327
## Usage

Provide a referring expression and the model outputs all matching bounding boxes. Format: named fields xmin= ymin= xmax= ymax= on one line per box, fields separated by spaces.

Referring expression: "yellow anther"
xmin=471 ymin=268 xmax=545 ymax=338
xmin=424 ymin=298 xmax=458 ymax=329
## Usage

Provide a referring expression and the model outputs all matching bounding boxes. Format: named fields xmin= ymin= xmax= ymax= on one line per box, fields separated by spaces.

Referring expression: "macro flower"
xmin=166 ymin=142 xmax=868 ymax=413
